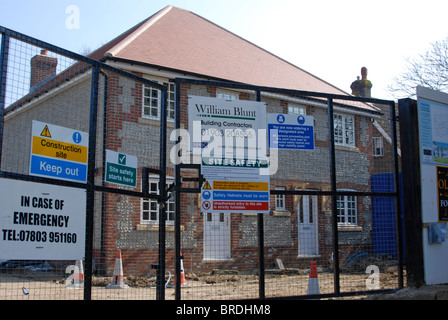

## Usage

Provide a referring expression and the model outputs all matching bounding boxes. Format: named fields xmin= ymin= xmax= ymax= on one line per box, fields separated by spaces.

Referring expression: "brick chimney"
xmin=351 ymin=67 xmax=373 ymax=98
xmin=30 ymin=49 xmax=58 ymax=90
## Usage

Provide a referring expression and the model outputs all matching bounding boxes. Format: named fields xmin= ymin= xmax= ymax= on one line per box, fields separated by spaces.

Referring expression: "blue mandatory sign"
xmin=73 ymin=132 xmax=82 ymax=144
xmin=202 ymin=190 xmax=212 ymax=200
xmin=297 ymin=116 xmax=306 ymax=125
xmin=277 ymin=114 xmax=285 ymax=124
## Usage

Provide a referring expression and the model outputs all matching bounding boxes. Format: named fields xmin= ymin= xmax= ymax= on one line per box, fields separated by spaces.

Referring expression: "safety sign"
xmin=0 ymin=178 xmax=86 ymax=260
xmin=105 ymin=150 xmax=138 ymax=188
xmin=267 ymin=113 xmax=315 ymax=150
xmin=189 ymin=96 xmax=270 ymax=214
xmin=30 ymin=121 xmax=88 ymax=183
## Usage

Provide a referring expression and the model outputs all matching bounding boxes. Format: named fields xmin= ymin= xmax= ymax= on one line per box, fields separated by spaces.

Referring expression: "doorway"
xmin=298 ymin=195 xmax=319 ymax=256
xmin=204 ymin=212 xmax=231 ymax=260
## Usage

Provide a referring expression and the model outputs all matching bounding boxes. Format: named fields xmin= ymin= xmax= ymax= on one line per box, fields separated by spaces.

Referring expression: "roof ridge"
xmin=106 ymin=5 xmax=174 ymax=57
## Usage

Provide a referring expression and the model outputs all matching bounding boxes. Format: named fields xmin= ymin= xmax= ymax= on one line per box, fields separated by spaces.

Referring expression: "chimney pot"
xmin=351 ymin=67 xmax=373 ymax=98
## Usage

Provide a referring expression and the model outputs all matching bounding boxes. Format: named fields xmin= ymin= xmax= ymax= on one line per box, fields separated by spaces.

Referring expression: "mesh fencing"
xmin=0 ymin=27 xmax=403 ymax=300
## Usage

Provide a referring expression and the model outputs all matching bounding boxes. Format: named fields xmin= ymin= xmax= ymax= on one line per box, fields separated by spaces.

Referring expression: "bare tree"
xmin=388 ymin=37 xmax=448 ymax=99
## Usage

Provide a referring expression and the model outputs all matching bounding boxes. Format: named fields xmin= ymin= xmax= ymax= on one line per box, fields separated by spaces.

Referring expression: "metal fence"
xmin=0 ymin=26 xmax=404 ymax=300
xmin=170 ymin=78 xmax=404 ymax=300
xmin=0 ymin=27 xmax=168 ymax=300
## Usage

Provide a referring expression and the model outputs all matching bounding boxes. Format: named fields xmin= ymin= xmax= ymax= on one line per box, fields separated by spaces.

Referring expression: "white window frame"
xmin=275 ymin=186 xmax=286 ymax=211
xmin=334 ymin=114 xmax=355 ymax=147
xmin=217 ymin=89 xmax=238 ymax=100
xmin=373 ymin=137 xmax=384 ymax=157
xmin=336 ymin=190 xmax=357 ymax=225
xmin=141 ymin=178 xmax=175 ymax=225
xmin=288 ymin=103 xmax=306 ymax=115
xmin=142 ymin=80 xmax=175 ymax=121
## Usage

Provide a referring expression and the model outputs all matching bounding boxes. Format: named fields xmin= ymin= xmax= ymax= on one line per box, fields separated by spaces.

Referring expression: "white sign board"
xmin=0 ymin=178 xmax=86 ymax=260
xmin=188 ymin=96 xmax=270 ymax=213
xmin=417 ymin=86 xmax=448 ymax=285
xmin=30 ymin=121 xmax=88 ymax=183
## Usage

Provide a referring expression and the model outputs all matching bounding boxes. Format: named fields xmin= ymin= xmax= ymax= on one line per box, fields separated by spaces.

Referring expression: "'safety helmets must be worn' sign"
xmin=30 ymin=121 xmax=88 ymax=183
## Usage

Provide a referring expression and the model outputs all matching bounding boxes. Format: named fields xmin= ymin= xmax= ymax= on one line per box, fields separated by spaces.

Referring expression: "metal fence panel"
xmin=172 ymin=78 xmax=403 ymax=300
xmin=0 ymin=27 xmax=168 ymax=300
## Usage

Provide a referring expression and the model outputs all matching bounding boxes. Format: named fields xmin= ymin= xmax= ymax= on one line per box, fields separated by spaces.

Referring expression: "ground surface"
xmin=0 ymin=265 xmax=402 ymax=300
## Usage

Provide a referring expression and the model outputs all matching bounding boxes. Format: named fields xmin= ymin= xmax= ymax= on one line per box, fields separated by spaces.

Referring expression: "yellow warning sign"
xmin=213 ymin=181 xmax=269 ymax=191
xmin=40 ymin=125 xmax=52 ymax=138
xmin=203 ymin=181 xmax=212 ymax=190
xmin=32 ymin=136 xmax=88 ymax=163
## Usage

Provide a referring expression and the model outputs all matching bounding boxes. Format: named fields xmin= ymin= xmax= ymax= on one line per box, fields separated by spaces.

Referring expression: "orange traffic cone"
xmin=66 ymin=259 xmax=84 ymax=289
xmin=172 ymin=251 xmax=189 ymax=287
xmin=106 ymin=250 xmax=129 ymax=289
xmin=180 ymin=252 xmax=187 ymax=286
xmin=307 ymin=261 xmax=320 ymax=295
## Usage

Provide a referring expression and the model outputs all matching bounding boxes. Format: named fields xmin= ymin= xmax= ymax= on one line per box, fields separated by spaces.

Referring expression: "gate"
xmin=171 ymin=78 xmax=404 ymax=300
xmin=0 ymin=27 xmax=404 ymax=300
xmin=0 ymin=27 xmax=170 ymax=300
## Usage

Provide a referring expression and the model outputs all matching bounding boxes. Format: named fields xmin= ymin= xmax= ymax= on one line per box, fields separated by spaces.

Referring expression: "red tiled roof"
xmin=104 ymin=6 xmax=353 ymax=97
xmin=7 ymin=6 xmax=380 ymax=114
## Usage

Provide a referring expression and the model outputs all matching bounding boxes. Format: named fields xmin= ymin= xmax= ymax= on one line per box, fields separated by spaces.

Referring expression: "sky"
xmin=1 ymin=0 xmax=448 ymax=100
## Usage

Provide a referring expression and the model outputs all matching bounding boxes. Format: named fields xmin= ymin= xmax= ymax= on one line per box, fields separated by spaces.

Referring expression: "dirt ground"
xmin=0 ymin=265 xmax=402 ymax=300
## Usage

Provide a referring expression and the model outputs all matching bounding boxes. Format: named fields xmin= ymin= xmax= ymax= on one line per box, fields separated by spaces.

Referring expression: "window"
xmin=217 ymin=89 xmax=238 ymax=100
xmin=373 ymin=137 xmax=384 ymax=157
xmin=334 ymin=114 xmax=355 ymax=147
xmin=275 ymin=187 xmax=286 ymax=211
xmin=337 ymin=193 xmax=357 ymax=225
xmin=141 ymin=179 xmax=175 ymax=225
xmin=288 ymin=104 xmax=306 ymax=115
xmin=142 ymin=81 xmax=175 ymax=121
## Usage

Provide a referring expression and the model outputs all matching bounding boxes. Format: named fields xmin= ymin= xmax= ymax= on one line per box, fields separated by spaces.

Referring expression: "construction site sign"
xmin=30 ymin=121 xmax=88 ymax=183
xmin=188 ymin=96 xmax=270 ymax=213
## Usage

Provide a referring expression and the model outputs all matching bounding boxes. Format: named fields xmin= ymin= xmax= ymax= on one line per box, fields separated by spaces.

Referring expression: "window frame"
xmin=334 ymin=114 xmax=355 ymax=147
xmin=288 ymin=103 xmax=306 ymax=116
xmin=373 ymin=136 xmax=384 ymax=157
xmin=275 ymin=186 xmax=286 ymax=211
xmin=216 ymin=89 xmax=238 ymax=100
xmin=141 ymin=177 xmax=175 ymax=225
xmin=142 ymin=80 xmax=175 ymax=121
xmin=336 ymin=190 xmax=358 ymax=226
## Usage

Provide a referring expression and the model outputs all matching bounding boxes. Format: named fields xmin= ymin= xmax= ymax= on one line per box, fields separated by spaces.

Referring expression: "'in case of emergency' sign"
xmin=0 ymin=178 xmax=86 ymax=260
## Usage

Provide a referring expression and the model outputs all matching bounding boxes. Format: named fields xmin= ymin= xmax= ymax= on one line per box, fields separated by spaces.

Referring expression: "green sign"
xmin=105 ymin=150 xmax=137 ymax=187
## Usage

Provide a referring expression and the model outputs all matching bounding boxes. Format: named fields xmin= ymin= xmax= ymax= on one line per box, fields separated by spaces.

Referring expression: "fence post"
xmin=156 ymin=88 xmax=168 ymax=300
xmin=174 ymin=79 xmax=182 ymax=300
xmin=255 ymin=89 xmax=265 ymax=300
xmin=0 ymin=31 xmax=10 ymax=166
xmin=84 ymin=66 xmax=100 ymax=300
xmin=398 ymin=98 xmax=425 ymax=287
xmin=327 ymin=98 xmax=340 ymax=295
xmin=390 ymin=101 xmax=405 ymax=289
